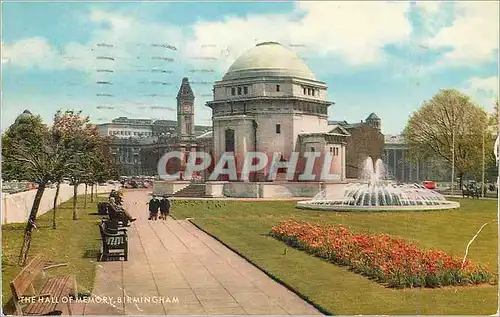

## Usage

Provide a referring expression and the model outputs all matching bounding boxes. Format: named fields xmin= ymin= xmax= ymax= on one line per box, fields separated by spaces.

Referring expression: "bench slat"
xmin=24 ymin=276 xmax=74 ymax=315
xmin=10 ymin=255 xmax=45 ymax=300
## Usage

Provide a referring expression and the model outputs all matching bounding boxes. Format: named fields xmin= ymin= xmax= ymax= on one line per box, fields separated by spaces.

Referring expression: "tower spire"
xmin=176 ymin=77 xmax=194 ymax=100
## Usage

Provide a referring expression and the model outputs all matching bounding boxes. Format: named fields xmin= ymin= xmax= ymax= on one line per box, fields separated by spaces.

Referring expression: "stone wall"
xmin=2 ymin=184 xmax=118 ymax=225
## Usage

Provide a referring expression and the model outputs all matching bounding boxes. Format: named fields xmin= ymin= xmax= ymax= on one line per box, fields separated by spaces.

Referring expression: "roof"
xmin=366 ymin=112 xmax=380 ymax=120
xmin=15 ymin=109 xmax=34 ymax=123
xmin=385 ymin=134 xmax=405 ymax=144
xmin=327 ymin=124 xmax=351 ymax=136
xmin=222 ymin=42 xmax=316 ymax=81
xmin=328 ymin=120 xmax=348 ymax=126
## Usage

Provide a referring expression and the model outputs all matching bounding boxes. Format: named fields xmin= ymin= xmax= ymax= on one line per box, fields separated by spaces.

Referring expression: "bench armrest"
xmin=43 ymin=263 xmax=68 ymax=270
xmin=103 ymin=232 xmax=127 ymax=237
xmin=34 ymin=293 xmax=52 ymax=299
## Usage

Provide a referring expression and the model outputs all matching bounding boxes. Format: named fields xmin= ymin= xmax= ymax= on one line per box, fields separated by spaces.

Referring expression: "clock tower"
xmin=176 ymin=77 xmax=195 ymax=142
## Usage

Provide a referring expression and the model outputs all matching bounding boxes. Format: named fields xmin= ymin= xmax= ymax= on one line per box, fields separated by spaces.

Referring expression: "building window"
xmin=231 ymin=87 xmax=236 ymax=96
xmin=312 ymin=89 xmax=315 ymax=97
xmin=243 ymin=86 xmax=248 ymax=95
xmin=276 ymin=124 xmax=281 ymax=134
xmin=276 ymin=84 xmax=280 ymax=92
xmin=311 ymin=147 xmax=315 ymax=152
xmin=225 ymin=129 xmax=235 ymax=152
xmin=307 ymin=88 xmax=311 ymax=95
xmin=303 ymin=87 xmax=306 ymax=94
xmin=237 ymin=87 xmax=242 ymax=95
xmin=330 ymin=147 xmax=333 ymax=152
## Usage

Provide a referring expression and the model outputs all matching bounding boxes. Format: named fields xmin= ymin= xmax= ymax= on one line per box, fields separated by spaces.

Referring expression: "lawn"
xmin=2 ymin=195 xmax=106 ymax=313
xmin=172 ymin=198 xmax=498 ymax=315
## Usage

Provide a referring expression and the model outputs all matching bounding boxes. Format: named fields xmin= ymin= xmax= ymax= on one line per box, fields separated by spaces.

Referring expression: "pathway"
xmin=83 ymin=190 xmax=321 ymax=315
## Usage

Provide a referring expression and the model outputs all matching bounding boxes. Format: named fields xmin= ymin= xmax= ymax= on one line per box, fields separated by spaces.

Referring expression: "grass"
xmin=2 ymin=194 xmax=107 ymax=313
xmin=172 ymin=198 xmax=499 ymax=315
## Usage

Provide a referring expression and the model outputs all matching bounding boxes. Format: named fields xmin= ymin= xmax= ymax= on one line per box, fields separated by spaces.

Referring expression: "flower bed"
xmin=270 ymin=220 xmax=493 ymax=288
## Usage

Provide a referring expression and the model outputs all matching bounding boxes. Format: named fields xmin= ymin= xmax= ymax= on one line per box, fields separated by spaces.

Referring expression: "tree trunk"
xmin=84 ymin=184 xmax=88 ymax=208
xmin=96 ymin=183 xmax=98 ymax=200
xmin=72 ymin=184 xmax=78 ymax=220
xmin=19 ymin=182 xmax=47 ymax=266
xmin=90 ymin=184 xmax=94 ymax=203
xmin=52 ymin=182 xmax=61 ymax=230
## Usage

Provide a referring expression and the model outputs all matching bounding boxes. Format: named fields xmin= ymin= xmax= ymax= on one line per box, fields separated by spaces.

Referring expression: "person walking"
xmin=147 ymin=196 xmax=160 ymax=220
xmin=159 ymin=197 xmax=171 ymax=219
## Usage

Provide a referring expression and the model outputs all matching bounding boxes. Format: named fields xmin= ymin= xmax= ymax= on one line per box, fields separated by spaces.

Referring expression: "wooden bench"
xmin=99 ymin=224 xmax=128 ymax=261
xmin=10 ymin=254 xmax=77 ymax=316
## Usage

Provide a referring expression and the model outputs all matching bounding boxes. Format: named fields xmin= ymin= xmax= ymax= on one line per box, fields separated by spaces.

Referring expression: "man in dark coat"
xmin=147 ymin=196 xmax=160 ymax=220
xmin=159 ymin=197 xmax=171 ymax=219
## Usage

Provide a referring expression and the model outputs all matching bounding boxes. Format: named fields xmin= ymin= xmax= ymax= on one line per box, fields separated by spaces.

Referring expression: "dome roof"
xmin=223 ymin=42 xmax=316 ymax=81
xmin=15 ymin=109 xmax=34 ymax=123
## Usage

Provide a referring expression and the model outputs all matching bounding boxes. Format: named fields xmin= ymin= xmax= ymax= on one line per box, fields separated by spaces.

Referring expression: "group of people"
xmin=147 ymin=196 xmax=171 ymax=220
xmin=107 ymin=189 xmax=171 ymax=222
xmin=108 ymin=190 xmax=137 ymax=223
xmin=109 ymin=189 xmax=123 ymax=205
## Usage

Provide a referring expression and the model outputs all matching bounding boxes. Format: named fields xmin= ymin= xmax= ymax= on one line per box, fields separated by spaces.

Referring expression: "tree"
xmin=404 ymin=89 xmax=490 ymax=190
xmin=1 ymin=111 xmax=81 ymax=265
xmin=52 ymin=110 xmax=100 ymax=220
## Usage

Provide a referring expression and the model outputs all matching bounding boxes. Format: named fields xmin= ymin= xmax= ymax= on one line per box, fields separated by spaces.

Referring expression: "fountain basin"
xmin=296 ymin=157 xmax=460 ymax=212
xmin=296 ymin=199 xmax=460 ymax=211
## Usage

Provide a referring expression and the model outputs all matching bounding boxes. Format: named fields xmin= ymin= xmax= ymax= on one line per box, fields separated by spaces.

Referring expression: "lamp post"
xmin=451 ymin=126 xmax=455 ymax=196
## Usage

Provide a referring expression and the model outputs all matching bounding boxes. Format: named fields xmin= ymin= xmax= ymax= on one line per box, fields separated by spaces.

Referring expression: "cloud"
xmin=3 ymin=2 xmax=413 ymax=75
xmin=463 ymin=76 xmax=499 ymax=111
xmin=1 ymin=37 xmax=62 ymax=69
xmin=186 ymin=1 xmax=412 ymax=69
xmin=427 ymin=2 xmax=499 ymax=66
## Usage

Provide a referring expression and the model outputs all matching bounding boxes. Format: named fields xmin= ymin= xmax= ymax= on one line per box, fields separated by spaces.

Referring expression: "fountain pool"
xmin=296 ymin=157 xmax=460 ymax=211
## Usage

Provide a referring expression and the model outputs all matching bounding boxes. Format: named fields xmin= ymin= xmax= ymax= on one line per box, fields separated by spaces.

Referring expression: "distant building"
xmin=383 ymin=134 xmax=450 ymax=182
xmin=329 ymin=113 xmax=385 ymax=179
xmin=97 ymin=78 xmax=211 ymax=176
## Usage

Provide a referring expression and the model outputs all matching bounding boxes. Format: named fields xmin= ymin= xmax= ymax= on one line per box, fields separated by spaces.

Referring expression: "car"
xmin=423 ymin=180 xmax=436 ymax=190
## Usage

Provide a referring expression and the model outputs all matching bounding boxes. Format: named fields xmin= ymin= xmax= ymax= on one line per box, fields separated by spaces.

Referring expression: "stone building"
xmin=99 ymin=78 xmax=211 ymax=176
xmin=206 ymin=41 xmax=349 ymax=181
xmin=383 ymin=134 xmax=450 ymax=183
xmin=330 ymin=113 xmax=385 ymax=179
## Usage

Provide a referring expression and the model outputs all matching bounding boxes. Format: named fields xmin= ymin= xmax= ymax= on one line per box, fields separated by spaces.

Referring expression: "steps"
xmin=172 ymin=184 xmax=206 ymax=198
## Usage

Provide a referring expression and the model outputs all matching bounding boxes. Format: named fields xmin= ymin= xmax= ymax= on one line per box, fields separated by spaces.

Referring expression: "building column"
xmin=341 ymin=144 xmax=346 ymax=181
xmin=409 ymin=158 xmax=412 ymax=183
xmin=401 ymin=149 xmax=405 ymax=182
xmin=393 ymin=149 xmax=397 ymax=180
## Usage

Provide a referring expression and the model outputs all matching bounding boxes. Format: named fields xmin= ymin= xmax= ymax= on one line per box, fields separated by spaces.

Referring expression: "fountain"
xmin=296 ymin=157 xmax=460 ymax=211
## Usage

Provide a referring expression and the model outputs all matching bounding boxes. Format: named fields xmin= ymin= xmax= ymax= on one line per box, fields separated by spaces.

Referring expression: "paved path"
xmin=84 ymin=190 xmax=321 ymax=315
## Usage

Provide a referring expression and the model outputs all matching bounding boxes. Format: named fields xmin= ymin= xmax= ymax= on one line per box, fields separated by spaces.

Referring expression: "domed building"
xmin=206 ymin=42 xmax=350 ymax=182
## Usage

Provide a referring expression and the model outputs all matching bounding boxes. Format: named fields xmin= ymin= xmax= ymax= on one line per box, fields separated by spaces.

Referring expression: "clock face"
xmin=183 ymin=103 xmax=193 ymax=113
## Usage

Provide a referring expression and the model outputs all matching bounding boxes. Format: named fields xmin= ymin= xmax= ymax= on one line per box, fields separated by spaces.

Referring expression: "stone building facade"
xmin=330 ymin=113 xmax=385 ymax=179
xmin=206 ymin=41 xmax=349 ymax=181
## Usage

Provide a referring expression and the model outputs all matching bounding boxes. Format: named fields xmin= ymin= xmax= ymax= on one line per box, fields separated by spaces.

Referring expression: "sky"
xmin=1 ymin=1 xmax=499 ymax=135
